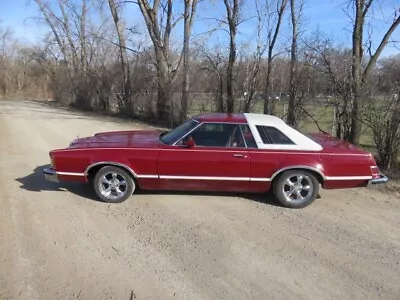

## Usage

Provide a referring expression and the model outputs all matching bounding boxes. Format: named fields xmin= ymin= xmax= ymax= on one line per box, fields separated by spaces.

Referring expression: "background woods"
xmin=0 ymin=0 xmax=399 ymax=169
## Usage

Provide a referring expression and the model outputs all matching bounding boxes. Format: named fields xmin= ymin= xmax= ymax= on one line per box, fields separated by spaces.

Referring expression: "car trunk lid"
xmin=307 ymin=132 xmax=369 ymax=154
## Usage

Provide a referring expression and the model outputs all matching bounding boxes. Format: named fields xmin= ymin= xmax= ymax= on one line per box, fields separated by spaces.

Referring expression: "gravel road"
xmin=0 ymin=100 xmax=399 ymax=300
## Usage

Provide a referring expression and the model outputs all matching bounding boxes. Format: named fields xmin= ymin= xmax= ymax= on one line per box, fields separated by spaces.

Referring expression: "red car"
xmin=44 ymin=113 xmax=388 ymax=208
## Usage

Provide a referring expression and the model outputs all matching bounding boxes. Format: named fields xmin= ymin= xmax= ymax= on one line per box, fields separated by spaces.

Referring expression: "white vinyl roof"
xmin=243 ymin=113 xmax=323 ymax=151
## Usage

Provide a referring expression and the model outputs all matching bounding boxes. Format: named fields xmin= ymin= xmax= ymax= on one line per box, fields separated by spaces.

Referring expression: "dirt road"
xmin=0 ymin=100 xmax=399 ymax=300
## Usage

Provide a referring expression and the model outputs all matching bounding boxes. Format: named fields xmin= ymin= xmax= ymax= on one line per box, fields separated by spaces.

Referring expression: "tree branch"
xmin=363 ymin=13 xmax=400 ymax=81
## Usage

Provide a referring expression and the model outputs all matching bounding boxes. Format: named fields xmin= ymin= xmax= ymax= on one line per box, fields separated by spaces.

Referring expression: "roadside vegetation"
xmin=0 ymin=0 xmax=399 ymax=171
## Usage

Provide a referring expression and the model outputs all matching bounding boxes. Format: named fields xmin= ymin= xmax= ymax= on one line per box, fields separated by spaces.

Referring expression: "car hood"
xmin=307 ymin=132 xmax=368 ymax=154
xmin=69 ymin=130 xmax=163 ymax=149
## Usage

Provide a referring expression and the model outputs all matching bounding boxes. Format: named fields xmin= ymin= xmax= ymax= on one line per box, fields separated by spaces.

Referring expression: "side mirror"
xmin=185 ymin=137 xmax=195 ymax=148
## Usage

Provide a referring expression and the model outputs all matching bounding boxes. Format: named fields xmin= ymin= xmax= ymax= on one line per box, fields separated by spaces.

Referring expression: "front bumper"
xmin=43 ymin=168 xmax=59 ymax=183
xmin=367 ymin=174 xmax=389 ymax=186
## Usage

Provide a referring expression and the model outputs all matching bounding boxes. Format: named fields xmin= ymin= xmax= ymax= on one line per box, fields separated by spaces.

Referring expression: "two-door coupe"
xmin=44 ymin=113 xmax=388 ymax=208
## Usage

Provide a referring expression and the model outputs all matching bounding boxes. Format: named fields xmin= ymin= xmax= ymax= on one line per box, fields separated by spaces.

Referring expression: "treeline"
xmin=0 ymin=0 xmax=399 ymax=169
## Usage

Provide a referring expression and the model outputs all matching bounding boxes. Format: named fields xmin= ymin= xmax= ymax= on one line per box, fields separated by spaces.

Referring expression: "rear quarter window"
xmin=256 ymin=126 xmax=295 ymax=145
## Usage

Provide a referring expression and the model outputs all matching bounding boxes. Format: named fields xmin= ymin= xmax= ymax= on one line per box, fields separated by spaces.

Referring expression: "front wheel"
xmin=93 ymin=166 xmax=135 ymax=203
xmin=273 ymin=170 xmax=320 ymax=208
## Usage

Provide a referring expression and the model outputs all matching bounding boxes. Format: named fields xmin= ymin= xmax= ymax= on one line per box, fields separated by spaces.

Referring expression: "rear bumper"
xmin=43 ymin=168 xmax=59 ymax=183
xmin=367 ymin=174 xmax=389 ymax=186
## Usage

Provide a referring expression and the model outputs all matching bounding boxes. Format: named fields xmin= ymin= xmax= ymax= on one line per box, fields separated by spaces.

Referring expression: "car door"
xmin=157 ymin=123 xmax=251 ymax=192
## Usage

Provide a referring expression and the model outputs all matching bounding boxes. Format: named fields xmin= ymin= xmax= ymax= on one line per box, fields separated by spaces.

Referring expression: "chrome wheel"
xmin=94 ymin=166 xmax=135 ymax=203
xmin=98 ymin=172 xmax=128 ymax=201
xmin=274 ymin=170 xmax=320 ymax=208
xmin=282 ymin=174 xmax=314 ymax=202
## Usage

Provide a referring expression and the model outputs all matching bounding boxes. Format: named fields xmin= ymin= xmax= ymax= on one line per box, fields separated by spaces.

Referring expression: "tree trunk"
xmin=263 ymin=60 xmax=273 ymax=114
xmin=180 ymin=0 xmax=198 ymax=123
xmin=263 ymin=0 xmax=287 ymax=115
xmin=108 ymin=0 xmax=132 ymax=112
xmin=349 ymin=0 xmax=364 ymax=145
xmin=223 ymin=0 xmax=240 ymax=113
xmin=157 ymin=81 xmax=171 ymax=121
xmin=287 ymin=0 xmax=298 ymax=127
xmin=243 ymin=101 xmax=250 ymax=113
xmin=180 ymin=28 xmax=190 ymax=123
xmin=137 ymin=0 xmax=197 ymax=121
xmin=348 ymin=0 xmax=400 ymax=145
xmin=217 ymin=75 xmax=224 ymax=112
xmin=156 ymin=57 xmax=171 ymax=120
xmin=226 ymin=34 xmax=236 ymax=113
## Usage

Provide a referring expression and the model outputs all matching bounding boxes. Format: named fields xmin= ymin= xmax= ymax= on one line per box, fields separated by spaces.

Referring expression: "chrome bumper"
xmin=368 ymin=174 xmax=389 ymax=186
xmin=43 ymin=168 xmax=59 ymax=183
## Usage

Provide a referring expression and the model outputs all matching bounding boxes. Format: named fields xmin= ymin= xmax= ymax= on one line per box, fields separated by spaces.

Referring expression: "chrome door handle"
xmin=232 ymin=153 xmax=247 ymax=158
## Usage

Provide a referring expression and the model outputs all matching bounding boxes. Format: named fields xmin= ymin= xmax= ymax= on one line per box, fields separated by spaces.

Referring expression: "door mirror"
xmin=185 ymin=136 xmax=195 ymax=148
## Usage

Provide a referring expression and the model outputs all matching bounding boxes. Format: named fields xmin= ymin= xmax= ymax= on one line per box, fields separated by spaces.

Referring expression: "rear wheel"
xmin=273 ymin=170 xmax=319 ymax=208
xmin=93 ymin=166 xmax=135 ymax=203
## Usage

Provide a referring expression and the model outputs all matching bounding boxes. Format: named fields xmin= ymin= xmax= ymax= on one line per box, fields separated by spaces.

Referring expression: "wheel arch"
xmin=85 ymin=162 xmax=137 ymax=180
xmin=271 ymin=165 xmax=326 ymax=185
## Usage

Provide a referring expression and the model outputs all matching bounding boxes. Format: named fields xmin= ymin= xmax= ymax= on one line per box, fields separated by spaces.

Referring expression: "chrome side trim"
xmin=326 ymin=176 xmax=372 ymax=180
xmin=136 ymin=174 xmax=159 ymax=179
xmin=43 ymin=167 xmax=86 ymax=181
xmin=158 ymin=176 xmax=273 ymax=182
xmin=149 ymin=174 xmax=373 ymax=182
xmin=270 ymin=165 xmax=327 ymax=181
xmin=250 ymin=178 xmax=271 ymax=182
xmin=84 ymin=162 xmax=137 ymax=177
xmin=160 ymin=175 xmax=250 ymax=181
xmin=57 ymin=171 xmax=85 ymax=176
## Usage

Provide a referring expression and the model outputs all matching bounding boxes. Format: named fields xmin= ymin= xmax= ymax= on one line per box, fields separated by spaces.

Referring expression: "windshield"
xmin=160 ymin=119 xmax=199 ymax=145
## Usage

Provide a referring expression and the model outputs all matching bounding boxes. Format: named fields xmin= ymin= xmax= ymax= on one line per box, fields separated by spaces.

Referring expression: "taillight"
xmin=50 ymin=156 xmax=55 ymax=168
xmin=370 ymin=166 xmax=380 ymax=178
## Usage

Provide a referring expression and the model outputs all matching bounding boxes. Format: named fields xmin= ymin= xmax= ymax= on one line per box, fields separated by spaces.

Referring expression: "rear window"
xmin=256 ymin=126 xmax=295 ymax=145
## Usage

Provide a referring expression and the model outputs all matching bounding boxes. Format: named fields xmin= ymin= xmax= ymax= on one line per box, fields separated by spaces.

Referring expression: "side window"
xmin=256 ymin=126 xmax=295 ymax=145
xmin=239 ymin=125 xmax=258 ymax=148
xmin=178 ymin=123 xmax=246 ymax=148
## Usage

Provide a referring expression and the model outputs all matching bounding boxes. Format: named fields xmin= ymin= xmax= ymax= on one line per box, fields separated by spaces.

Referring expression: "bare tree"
xmin=223 ymin=0 xmax=242 ymax=113
xmin=197 ymin=43 xmax=225 ymax=112
xmin=241 ymin=0 xmax=267 ymax=113
xmin=263 ymin=0 xmax=288 ymax=115
xmin=136 ymin=0 xmax=198 ymax=120
xmin=0 ymin=23 xmax=14 ymax=96
xmin=287 ymin=0 xmax=303 ymax=127
xmin=363 ymin=55 xmax=400 ymax=169
xmin=33 ymin=0 xmax=92 ymax=105
xmin=304 ymin=31 xmax=354 ymax=139
xmin=33 ymin=0 xmax=129 ymax=110
xmin=180 ymin=0 xmax=199 ymax=123
xmin=108 ymin=0 xmax=132 ymax=111
xmin=348 ymin=0 xmax=400 ymax=145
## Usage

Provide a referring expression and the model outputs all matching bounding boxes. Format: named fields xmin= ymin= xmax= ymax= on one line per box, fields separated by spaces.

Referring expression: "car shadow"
xmin=15 ymin=164 xmax=101 ymax=202
xmin=136 ymin=190 xmax=282 ymax=207
xmin=16 ymin=165 xmax=283 ymax=207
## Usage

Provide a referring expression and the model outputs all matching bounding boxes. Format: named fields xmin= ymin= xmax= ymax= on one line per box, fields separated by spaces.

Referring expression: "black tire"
xmin=93 ymin=165 xmax=135 ymax=203
xmin=273 ymin=170 xmax=320 ymax=208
